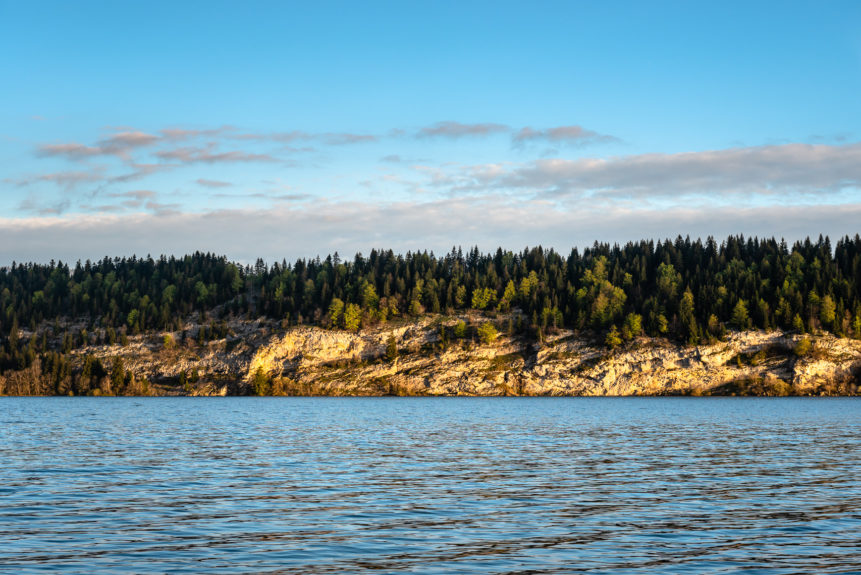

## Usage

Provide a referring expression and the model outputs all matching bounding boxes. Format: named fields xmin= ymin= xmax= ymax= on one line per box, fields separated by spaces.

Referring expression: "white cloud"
xmin=417 ymin=121 xmax=509 ymax=139
xmin=1 ymin=199 xmax=859 ymax=265
xmin=37 ymin=131 xmax=159 ymax=161
xmin=154 ymin=145 xmax=277 ymax=164
xmin=106 ymin=190 xmax=158 ymax=201
xmin=424 ymin=142 xmax=861 ymax=201
xmin=36 ymin=143 xmax=103 ymax=160
xmin=9 ymin=169 xmax=106 ymax=190
xmin=512 ymin=125 xmax=619 ymax=147
xmin=196 ymin=178 xmax=233 ymax=188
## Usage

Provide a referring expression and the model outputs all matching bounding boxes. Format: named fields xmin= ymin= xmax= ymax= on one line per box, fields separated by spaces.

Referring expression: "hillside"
xmin=2 ymin=314 xmax=858 ymax=396
xmin=3 ymin=236 xmax=861 ymax=396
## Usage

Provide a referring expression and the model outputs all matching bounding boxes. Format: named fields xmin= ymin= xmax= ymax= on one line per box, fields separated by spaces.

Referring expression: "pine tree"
xmin=385 ymin=335 xmax=399 ymax=363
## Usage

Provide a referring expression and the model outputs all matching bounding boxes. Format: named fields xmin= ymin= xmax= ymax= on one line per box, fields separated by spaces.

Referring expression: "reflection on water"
xmin=1 ymin=397 xmax=860 ymax=574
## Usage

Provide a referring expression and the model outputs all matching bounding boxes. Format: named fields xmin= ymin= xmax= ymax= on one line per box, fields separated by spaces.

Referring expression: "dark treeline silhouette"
xmin=3 ymin=235 xmax=861 ymax=380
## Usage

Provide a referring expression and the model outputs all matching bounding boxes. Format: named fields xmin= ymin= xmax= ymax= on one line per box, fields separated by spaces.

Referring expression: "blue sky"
xmin=1 ymin=0 xmax=860 ymax=263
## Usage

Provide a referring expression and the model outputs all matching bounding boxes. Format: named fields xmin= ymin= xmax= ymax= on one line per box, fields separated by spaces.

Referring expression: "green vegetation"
xmin=2 ymin=235 xmax=861 ymax=393
xmin=794 ymin=337 xmax=813 ymax=357
xmin=729 ymin=344 xmax=793 ymax=367
xmin=621 ymin=313 xmax=643 ymax=341
xmin=385 ymin=335 xmax=399 ymax=362
xmin=251 ymin=366 xmax=272 ymax=396
xmin=604 ymin=325 xmax=622 ymax=349
xmin=477 ymin=322 xmax=499 ymax=344
xmin=343 ymin=303 xmax=361 ymax=332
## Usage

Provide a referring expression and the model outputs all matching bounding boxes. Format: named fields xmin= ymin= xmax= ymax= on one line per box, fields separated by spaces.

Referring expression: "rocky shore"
xmin=5 ymin=314 xmax=858 ymax=396
xmin=240 ymin=319 xmax=861 ymax=397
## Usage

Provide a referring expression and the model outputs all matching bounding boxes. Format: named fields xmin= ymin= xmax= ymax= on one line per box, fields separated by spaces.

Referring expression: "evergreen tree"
xmin=385 ymin=335 xmax=399 ymax=362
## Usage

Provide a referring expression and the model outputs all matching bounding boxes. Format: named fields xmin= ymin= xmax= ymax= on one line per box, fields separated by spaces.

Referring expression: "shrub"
xmin=605 ymin=325 xmax=622 ymax=349
xmin=477 ymin=322 xmax=498 ymax=344
xmin=251 ymin=366 xmax=272 ymax=396
xmin=343 ymin=303 xmax=361 ymax=332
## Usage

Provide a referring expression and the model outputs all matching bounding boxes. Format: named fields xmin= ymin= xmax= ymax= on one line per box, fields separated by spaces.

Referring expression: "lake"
xmin=1 ymin=397 xmax=859 ymax=573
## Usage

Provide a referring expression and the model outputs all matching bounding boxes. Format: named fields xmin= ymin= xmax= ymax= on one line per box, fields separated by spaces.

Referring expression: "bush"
xmin=163 ymin=334 xmax=176 ymax=349
xmin=621 ymin=313 xmax=642 ymax=340
xmin=794 ymin=337 xmax=812 ymax=357
xmin=605 ymin=325 xmax=622 ymax=349
xmin=251 ymin=366 xmax=272 ymax=396
xmin=477 ymin=322 xmax=498 ymax=344
xmin=343 ymin=303 xmax=361 ymax=332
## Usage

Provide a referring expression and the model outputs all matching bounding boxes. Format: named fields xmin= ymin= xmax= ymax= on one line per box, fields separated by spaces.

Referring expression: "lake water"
xmin=1 ymin=398 xmax=860 ymax=574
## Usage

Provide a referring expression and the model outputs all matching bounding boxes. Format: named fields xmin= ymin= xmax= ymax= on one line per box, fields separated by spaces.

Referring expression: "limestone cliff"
xmin=16 ymin=315 xmax=859 ymax=396
xmin=243 ymin=321 xmax=860 ymax=396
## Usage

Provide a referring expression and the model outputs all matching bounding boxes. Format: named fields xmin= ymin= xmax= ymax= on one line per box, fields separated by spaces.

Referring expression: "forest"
xmin=2 ymin=234 xmax=861 ymax=381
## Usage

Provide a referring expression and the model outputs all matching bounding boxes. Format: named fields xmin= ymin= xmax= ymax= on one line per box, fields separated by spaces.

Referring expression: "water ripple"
xmin=1 ymin=397 xmax=859 ymax=573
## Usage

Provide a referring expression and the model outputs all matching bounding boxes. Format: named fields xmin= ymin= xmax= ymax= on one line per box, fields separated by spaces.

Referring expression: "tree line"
xmin=3 ymin=234 xmax=861 ymax=377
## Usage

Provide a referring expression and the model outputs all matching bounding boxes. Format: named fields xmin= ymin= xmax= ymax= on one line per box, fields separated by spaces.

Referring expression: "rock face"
xmin=53 ymin=316 xmax=860 ymax=396
xmin=243 ymin=320 xmax=861 ymax=397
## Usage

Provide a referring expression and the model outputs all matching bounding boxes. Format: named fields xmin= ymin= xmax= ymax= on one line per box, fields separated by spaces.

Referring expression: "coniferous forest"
xmin=2 ymin=235 xmax=861 ymax=381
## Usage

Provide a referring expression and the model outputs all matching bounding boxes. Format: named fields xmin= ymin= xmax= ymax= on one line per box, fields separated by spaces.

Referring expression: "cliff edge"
xmin=3 ymin=316 xmax=859 ymax=396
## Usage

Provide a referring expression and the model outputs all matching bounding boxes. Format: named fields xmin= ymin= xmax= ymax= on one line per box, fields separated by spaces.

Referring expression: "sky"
xmin=1 ymin=0 xmax=861 ymax=264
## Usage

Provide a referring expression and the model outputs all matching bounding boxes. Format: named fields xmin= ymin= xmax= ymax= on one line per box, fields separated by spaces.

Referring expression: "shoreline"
xmin=2 ymin=316 xmax=859 ymax=397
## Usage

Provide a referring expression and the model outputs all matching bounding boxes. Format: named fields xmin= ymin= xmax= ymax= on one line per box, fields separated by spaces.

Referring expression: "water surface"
xmin=1 ymin=397 xmax=860 ymax=573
